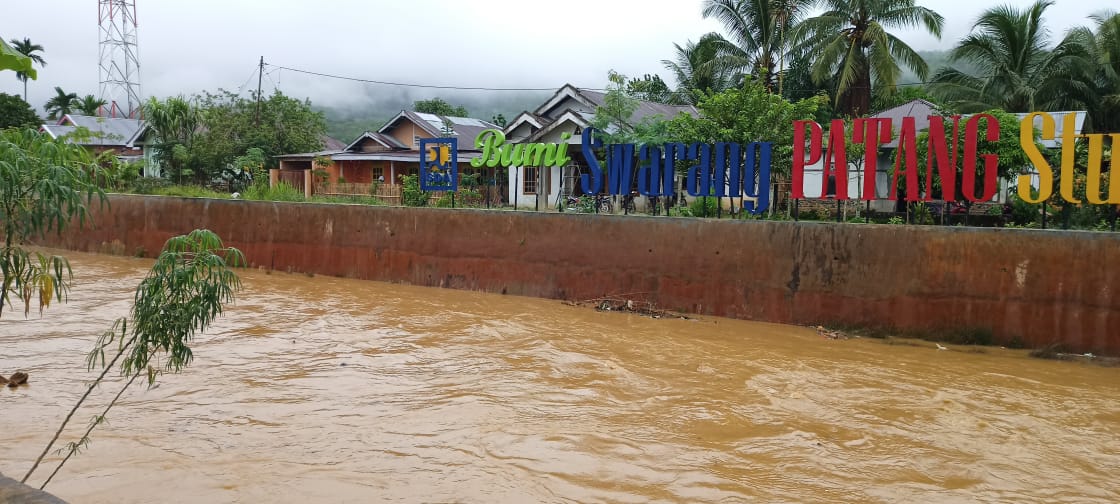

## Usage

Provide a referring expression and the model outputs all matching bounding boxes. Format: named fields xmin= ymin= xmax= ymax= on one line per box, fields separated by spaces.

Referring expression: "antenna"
xmin=98 ymin=0 xmax=141 ymax=118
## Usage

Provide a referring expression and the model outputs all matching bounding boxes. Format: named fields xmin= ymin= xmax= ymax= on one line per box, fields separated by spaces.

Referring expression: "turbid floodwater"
xmin=1 ymin=251 xmax=1118 ymax=503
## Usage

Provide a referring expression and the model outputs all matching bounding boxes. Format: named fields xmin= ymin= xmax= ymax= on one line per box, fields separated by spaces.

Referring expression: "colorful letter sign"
xmin=418 ymin=110 xmax=1116 ymax=213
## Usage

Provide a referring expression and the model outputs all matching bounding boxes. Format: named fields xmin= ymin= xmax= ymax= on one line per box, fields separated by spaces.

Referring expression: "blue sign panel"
xmin=419 ymin=137 xmax=458 ymax=192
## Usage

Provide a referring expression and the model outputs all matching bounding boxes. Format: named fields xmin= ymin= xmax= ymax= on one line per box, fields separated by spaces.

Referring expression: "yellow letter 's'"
xmin=1059 ymin=113 xmax=1081 ymax=204
xmin=1019 ymin=112 xmax=1053 ymax=203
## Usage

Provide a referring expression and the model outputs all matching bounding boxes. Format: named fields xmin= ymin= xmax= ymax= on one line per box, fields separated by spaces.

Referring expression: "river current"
xmin=1 ymin=251 xmax=1118 ymax=503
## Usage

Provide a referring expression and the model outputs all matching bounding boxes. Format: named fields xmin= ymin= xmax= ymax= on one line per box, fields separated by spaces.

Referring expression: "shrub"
xmin=401 ymin=174 xmax=428 ymax=207
xmin=688 ymin=196 xmax=719 ymax=217
xmin=243 ymin=181 xmax=304 ymax=202
xmin=128 ymin=177 xmax=174 ymax=194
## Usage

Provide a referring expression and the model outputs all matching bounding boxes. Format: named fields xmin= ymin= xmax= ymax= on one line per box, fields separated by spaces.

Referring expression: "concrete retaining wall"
xmin=0 ymin=473 xmax=68 ymax=504
xmin=41 ymin=195 xmax=1120 ymax=355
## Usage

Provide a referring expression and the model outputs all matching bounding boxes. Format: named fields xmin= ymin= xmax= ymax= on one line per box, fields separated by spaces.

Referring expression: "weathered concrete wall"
xmin=42 ymin=195 xmax=1120 ymax=355
xmin=0 ymin=473 xmax=68 ymax=504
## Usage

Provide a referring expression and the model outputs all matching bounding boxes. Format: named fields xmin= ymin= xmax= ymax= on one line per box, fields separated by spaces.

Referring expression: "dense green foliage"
xmin=143 ymin=90 xmax=327 ymax=184
xmin=666 ymin=79 xmax=823 ymax=178
xmin=0 ymin=92 xmax=40 ymax=130
xmin=589 ymin=71 xmax=675 ymax=146
xmin=400 ymin=174 xmax=428 ymax=207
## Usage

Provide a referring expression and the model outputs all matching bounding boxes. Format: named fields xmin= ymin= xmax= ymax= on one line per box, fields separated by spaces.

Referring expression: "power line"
xmin=235 ymin=66 xmax=260 ymax=96
xmin=264 ymin=62 xmax=584 ymax=92
xmin=264 ymin=67 xmax=281 ymax=93
xmin=264 ymin=60 xmax=944 ymax=99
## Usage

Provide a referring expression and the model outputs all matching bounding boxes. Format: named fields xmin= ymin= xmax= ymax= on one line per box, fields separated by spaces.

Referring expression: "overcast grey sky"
xmin=1 ymin=0 xmax=1113 ymax=115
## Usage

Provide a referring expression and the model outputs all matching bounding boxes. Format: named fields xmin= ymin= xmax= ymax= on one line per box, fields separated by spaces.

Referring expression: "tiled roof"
xmin=384 ymin=110 xmax=501 ymax=144
xmin=321 ymin=134 xmax=347 ymax=151
xmin=576 ymin=88 xmax=699 ymax=122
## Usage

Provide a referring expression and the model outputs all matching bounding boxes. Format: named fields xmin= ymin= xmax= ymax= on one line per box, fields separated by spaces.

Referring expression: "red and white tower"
xmin=98 ymin=0 xmax=141 ymax=118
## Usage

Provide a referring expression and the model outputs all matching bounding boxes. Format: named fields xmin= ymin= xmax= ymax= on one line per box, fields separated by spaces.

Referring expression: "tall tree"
xmin=795 ymin=0 xmax=944 ymax=117
xmin=929 ymin=1 xmax=1088 ymax=114
xmin=75 ymin=94 xmax=107 ymax=116
xmin=1061 ymin=10 xmax=1120 ymax=133
xmin=143 ymin=96 xmax=202 ymax=182
xmin=702 ymin=0 xmax=809 ymax=92
xmin=589 ymin=71 xmax=675 ymax=146
xmin=193 ymin=90 xmax=327 ymax=179
xmin=662 ymin=32 xmax=733 ymax=105
xmin=44 ymin=86 xmax=78 ymax=120
xmin=1089 ymin=11 xmax=1120 ymax=133
xmin=9 ymin=38 xmax=45 ymax=102
xmin=413 ymin=97 xmax=469 ymax=117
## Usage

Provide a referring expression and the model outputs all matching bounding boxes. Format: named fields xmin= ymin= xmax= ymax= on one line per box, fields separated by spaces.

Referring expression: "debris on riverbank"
xmin=563 ymin=294 xmax=692 ymax=320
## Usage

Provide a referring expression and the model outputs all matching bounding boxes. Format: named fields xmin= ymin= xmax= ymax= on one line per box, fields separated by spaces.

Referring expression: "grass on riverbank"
xmin=121 ymin=183 xmax=388 ymax=207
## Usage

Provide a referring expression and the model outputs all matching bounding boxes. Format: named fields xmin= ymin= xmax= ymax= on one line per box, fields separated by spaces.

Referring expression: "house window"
xmin=413 ymin=135 xmax=421 ymax=148
xmin=523 ymin=167 xmax=539 ymax=194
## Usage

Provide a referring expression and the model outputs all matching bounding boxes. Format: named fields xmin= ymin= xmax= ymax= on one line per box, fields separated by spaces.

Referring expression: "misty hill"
xmin=899 ymin=50 xmax=983 ymax=85
xmin=318 ymin=91 xmax=550 ymax=142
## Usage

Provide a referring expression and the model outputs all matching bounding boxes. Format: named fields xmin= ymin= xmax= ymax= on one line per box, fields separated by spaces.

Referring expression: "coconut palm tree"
xmin=929 ymin=1 xmax=1090 ymax=114
xmin=44 ymin=86 xmax=78 ymax=120
xmin=9 ymin=38 xmax=45 ymax=102
xmin=76 ymin=94 xmax=107 ymax=116
xmin=661 ymin=32 xmax=735 ymax=105
xmin=1091 ymin=11 xmax=1120 ymax=133
xmin=1063 ymin=10 xmax=1120 ymax=133
xmin=794 ymin=0 xmax=944 ymax=117
xmin=702 ymin=0 xmax=810 ymax=93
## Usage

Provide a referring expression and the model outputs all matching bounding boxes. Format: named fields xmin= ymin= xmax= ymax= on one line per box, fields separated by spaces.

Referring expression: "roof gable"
xmin=532 ymin=84 xmax=698 ymax=128
xmin=503 ymin=112 xmax=551 ymax=141
xmin=526 ymin=110 xmax=592 ymax=143
xmin=345 ymin=131 xmax=407 ymax=152
xmin=378 ymin=109 xmax=500 ymax=148
xmin=534 ymin=84 xmax=595 ymax=119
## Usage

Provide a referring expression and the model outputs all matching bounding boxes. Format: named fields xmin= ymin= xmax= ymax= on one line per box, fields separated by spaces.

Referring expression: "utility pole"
xmin=255 ymin=56 xmax=264 ymax=125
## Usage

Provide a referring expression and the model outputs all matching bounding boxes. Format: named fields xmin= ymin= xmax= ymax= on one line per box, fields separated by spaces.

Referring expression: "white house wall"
xmin=508 ymin=165 xmax=562 ymax=210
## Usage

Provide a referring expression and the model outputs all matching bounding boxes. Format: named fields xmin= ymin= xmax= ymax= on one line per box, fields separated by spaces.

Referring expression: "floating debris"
xmin=815 ymin=326 xmax=849 ymax=340
xmin=564 ymin=294 xmax=689 ymax=320
xmin=7 ymin=371 xmax=28 ymax=388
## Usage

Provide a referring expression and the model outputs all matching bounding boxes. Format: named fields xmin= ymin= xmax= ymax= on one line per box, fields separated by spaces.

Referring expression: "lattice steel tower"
xmin=98 ymin=0 xmax=141 ymax=117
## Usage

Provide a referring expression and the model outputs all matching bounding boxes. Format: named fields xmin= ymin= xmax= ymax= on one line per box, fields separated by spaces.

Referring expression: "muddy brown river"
xmin=1 ymin=251 xmax=1118 ymax=503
